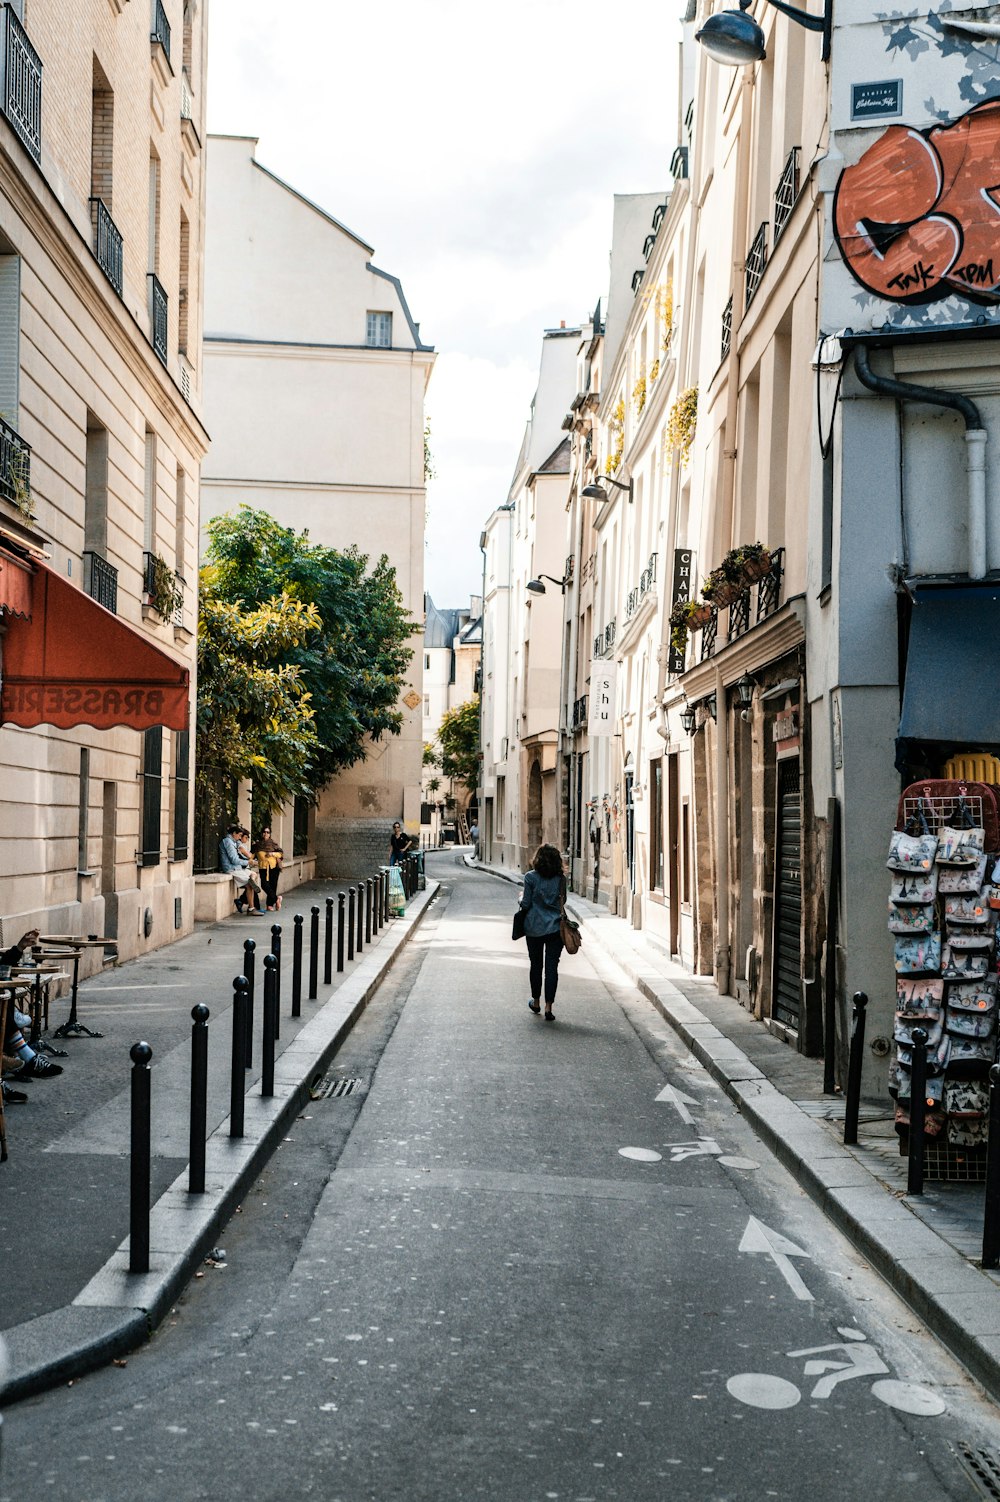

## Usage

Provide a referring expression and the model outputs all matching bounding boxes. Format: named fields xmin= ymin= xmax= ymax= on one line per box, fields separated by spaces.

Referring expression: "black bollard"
xmin=842 ymin=991 xmax=868 ymax=1146
xmin=230 ymin=976 xmax=248 ymax=1138
xmin=243 ymin=938 xmax=256 ymax=1070
xmin=984 ymin=1065 xmax=1000 ymax=1268
xmin=189 ymin=1004 xmax=210 ymax=1194
xmin=907 ymin=1026 xmax=928 ymax=1197
xmin=366 ymin=878 xmax=373 ymax=944
xmin=382 ymin=866 xmax=389 ymax=924
xmin=356 ymin=878 xmax=365 ymax=953
xmin=271 ymin=923 xmax=282 ymax=1039
xmin=347 ymin=886 xmax=356 ymax=961
xmin=262 ymin=954 xmax=277 ymax=1098
xmin=324 ymin=896 xmax=334 ymax=985
xmin=129 ymin=1041 xmax=153 ymax=1274
xmin=309 ymin=905 xmax=320 ymax=1001
xmin=337 ymin=891 xmax=346 ymax=972
xmin=292 ymin=914 xmax=303 ymax=1017
xmin=372 ymin=874 xmax=381 ymax=935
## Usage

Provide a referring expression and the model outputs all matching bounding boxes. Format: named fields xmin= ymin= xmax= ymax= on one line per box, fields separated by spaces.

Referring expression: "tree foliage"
xmin=436 ymin=698 xmax=480 ymax=792
xmin=200 ymin=506 xmax=416 ymax=800
xmin=196 ymin=582 xmax=321 ymax=816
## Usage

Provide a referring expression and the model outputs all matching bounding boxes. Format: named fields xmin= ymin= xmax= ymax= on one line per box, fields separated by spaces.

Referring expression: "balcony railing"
xmin=173 ymin=571 xmax=185 ymax=628
xmin=581 ymin=551 xmax=597 ymax=583
xmin=180 ymin=68 xmax=193 ymax=121
xmin=773 ymin=148 xmax=800 ymax=244
xmin=572 ymin=694 xmax=589 ymax=730
xmin=2 ymin=6 xmax=41 ymax=165
xmin=745 ymin=222 xmax=769 ymax=309
xmin=640 ymin=552 xmax=657 ymax=595
xmin=0 ymin=413 xmax=30 ymax=509
xmin=90 ymin=197 xmax=123 ymax=296
xmin=151 ymin=0 xmax=171 ymax=61
xmin=721 ymin=294 xmax=733 ymax=361
xmin=626 ymin=586 xmax=640 ymax=620
xmin=565 ymin=553 xmax=575 ymax=581
xmin=700 ymin=548 xmax=785 ymax=662
xmin=593 ymin=633 xmax=604 ymax=660
xmin=148 ymin=272 xmax=168 ymax=364
xmin=604 ymin=618 xmax=616 ymax=653
xmin=84 ymin=551 xmax=118 ymax=614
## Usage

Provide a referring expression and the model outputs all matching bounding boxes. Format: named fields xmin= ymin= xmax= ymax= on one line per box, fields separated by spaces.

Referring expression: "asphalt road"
xmin=4 ymin=851 xmax=1000 ymax=1501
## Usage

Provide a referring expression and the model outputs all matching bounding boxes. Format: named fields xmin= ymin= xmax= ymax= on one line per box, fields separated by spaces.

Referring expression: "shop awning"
xmin=0 ymin=545 xmax=33 ymax=620
xmin=898 ymin=582 xmax=1000 ymax=743
xmin=0 ymin=562 xmax=190 ymax=731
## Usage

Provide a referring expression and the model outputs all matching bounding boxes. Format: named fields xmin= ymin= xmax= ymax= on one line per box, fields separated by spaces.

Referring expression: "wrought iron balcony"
xmin=180 ymin=68 xmax=193 ymax=121
xmin=83 ymin=551 xmax=118 ymax=614
xmin=565 ymin=553 xmax=575 ymax=581
xmin=572 ymin=694 xmax=589 ymax=730
xmin=721 ymin=294 xmax=733 ymax=361
xmin=670 ymin=144 xmax=689 ymax=180
xmin=640 ymin=552 xmax=657 ymax=595
xmin=151 ymin=0 xmax=170 ymax=61
xmin=90 ymin=198 xmax=123 ymax=296
xmin=2 ymin=6 xmax=41 ymax=165
xmin=625 ymin=586 xmax=640 ymax=620
xmin=604 ymin=618 xmax=616 ymax=653
xmin=173 ymin=571 xmax=185 ymax=628
xmin=700 ymin=548 xmax=786 ymax=661
xmin=773 ymin=148 xmax=800 ymax=244
xmin=0 ymin=413 xmax=30 ymax=509
xmin=593 ymin=633 xmax=604 ymax=660
xmin=148 ymin=273 xmax=168 ymax=365
xmin=745 ymin=222 xmax=769 ymax=309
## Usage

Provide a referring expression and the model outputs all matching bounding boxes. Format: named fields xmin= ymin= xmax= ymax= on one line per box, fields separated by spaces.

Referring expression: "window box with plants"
xmin=142 ymin=551 xmax=184 ymax=621
xmin=669 ymin=597 xmax=713 ymax=657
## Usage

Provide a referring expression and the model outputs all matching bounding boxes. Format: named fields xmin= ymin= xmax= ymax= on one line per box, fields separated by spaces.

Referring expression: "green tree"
xmin=196 ymin=580 xmax=321 ymax=816
xmin=203 ymin=507 xmax=416 ymax=794
xmin=436 ymin=698 xmax=480 ymax=792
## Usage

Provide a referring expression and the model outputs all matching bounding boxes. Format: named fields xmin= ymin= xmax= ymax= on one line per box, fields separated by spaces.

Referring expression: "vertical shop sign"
xmin=588 ymin=661 xmax=618 ymax=737
xmin=668 ymin=548 xmax=695 ymax=676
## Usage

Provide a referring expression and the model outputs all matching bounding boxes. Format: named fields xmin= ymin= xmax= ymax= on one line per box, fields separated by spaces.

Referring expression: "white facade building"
xmin=201 ymin=135 xmax=434 ymax=877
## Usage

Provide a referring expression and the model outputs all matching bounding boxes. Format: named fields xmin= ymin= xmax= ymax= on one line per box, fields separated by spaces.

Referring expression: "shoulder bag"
xmin=559 ymin=878 xmax=582 ymax=955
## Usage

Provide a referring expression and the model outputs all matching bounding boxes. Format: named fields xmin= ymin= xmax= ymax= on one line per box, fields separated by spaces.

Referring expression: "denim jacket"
xmin=519 ymin=870 xmax=563 ymax=938
xmin=219 ymin=835 xmax=246 ymax=874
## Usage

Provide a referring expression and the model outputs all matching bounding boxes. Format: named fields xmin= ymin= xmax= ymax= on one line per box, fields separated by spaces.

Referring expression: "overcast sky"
xmin=206 ymin=1 xmax=678 ymax=609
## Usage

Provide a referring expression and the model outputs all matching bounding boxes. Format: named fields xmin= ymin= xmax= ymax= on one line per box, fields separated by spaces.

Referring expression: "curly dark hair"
xmin=531 ymin=843 xmax=564 ymax=878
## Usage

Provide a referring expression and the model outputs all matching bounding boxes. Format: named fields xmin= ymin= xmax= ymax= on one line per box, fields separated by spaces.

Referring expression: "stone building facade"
xmin=0 ymin=0 xmax=208 ymax=965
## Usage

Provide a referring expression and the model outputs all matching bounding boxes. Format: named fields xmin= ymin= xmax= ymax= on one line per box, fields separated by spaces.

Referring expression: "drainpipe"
xmin=853 ymin=343 xmax=988 ymax=580
xmin=714 ymin=663 xmax=731 ymax=995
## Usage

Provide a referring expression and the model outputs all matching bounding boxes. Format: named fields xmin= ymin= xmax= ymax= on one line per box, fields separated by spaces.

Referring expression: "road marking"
xmin=718 ymin=1156 xmax=760 ymax=1170
xmin=666 ymin=1137 xmax=722 ymax=1162
xmin=870 ymin=1380 xmax=946 ymax=1416
xmin=739 ymin=1216 xmax=814 ymax=1302
xmin=655 ymin=1084 xmax=699 ymax=1124
xmin=618 ymin=1146 xmax=663 ymax=1162
xmin=726 ymin=1374 xmax=800 ymax=1409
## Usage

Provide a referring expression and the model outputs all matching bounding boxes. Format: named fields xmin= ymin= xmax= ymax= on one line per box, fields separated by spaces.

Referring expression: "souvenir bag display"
xmin=896 ymin=978 xmax=944 ymax=1017
xmin=887 ymin=825 xmax=938 ymax=873
xmin=890 ymin=869 xmax=939 ymax=905
xmin=936 ymin=822 xmax=986 ymax=868
xmin=888 ymin=901 xmax=935 ymax=934
xmin=938 ymin=853 xmax=988 ymax=896
xmin=942 ymin=940 xmax=992 ymax=980
xmin=945 ymin=1079 xmax=991 ymax=1146
xmin=943 ymin=893 xmax=991 ymax=926
xmin=893 ymin=931 xmax=942 ymax=974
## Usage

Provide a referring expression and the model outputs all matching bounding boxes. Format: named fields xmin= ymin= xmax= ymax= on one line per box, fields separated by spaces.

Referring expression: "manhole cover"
xmin=958 ymin=1446 xmax=1000 ymax=1499
xmin=310 ymin=1075 xmax=365 ymax=1100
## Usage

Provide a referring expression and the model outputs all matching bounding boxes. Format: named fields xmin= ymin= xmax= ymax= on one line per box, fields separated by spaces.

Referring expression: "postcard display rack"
xmin=888 ymin=780 xmax=1000 ymax=1179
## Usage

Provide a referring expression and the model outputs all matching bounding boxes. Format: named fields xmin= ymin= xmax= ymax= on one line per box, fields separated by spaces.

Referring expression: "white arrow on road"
xmin=655 ymin=1084 xmax=700 ymax=1124
xmin=739 ymin=1216 xmax=814 ymax=1302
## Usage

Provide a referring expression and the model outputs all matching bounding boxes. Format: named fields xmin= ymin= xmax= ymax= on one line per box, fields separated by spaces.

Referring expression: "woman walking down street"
xmin=255 ymin=826 xmax=285 ymax=911
xmin=519 ymin=843 xmax=565 ymax=1021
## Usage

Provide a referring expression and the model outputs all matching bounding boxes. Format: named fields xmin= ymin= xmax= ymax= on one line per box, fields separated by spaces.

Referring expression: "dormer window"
xmin=366 ymin=311 xmax=392 ymax=348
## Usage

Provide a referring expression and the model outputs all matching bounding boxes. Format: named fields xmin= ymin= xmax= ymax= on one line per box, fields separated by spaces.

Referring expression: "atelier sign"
xmin=851 ymin=79 xmax=902 ymax=121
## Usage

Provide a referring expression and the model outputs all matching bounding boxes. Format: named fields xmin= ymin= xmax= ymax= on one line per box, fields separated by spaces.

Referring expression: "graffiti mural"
xmin=833 ymin=98 xmax=1000 ymax=304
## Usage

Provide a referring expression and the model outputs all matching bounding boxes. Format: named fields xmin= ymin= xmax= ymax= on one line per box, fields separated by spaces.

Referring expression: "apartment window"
xmin=84 ymin=414 xmax=108 ymax=556
xmin=147 ymin=151 xmax=160 ymax=274
xmin=424 ymin=652 xmax=430 ymax=670
xmin=366 ymin=311 xmax=392 ymax=348
xmin=681 ymin=799 xmax=691 ymax=906
xmin=140 ymin=725 xmax=163 ymax=867
xmin=174 ymin=465 xmax=186 ymax=578
xmin=0 ymin=249 xmax=20 ymax=421
xmin=293 ymin=795 xmax=310 ymax=856
xmin=78 ymin=749 xmax=91 ymax=873
xmin=171 ymin=729 xmax=189 ymax=860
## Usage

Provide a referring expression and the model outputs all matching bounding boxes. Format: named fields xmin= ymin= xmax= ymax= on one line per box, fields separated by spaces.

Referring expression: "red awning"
xmin=1 ymin=563 xmax=190 ymax=731
xmin=0 ymin=547 xmax=33 ymax=620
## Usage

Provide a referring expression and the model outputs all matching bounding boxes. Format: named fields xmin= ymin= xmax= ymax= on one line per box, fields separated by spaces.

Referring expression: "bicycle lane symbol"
xmin=726 ymin=1327 xmax=946 ymax=1416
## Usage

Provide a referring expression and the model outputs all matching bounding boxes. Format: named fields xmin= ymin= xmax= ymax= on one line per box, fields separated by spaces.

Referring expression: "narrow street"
xmin=4 ymin=852 xmax=1000 ymax=1502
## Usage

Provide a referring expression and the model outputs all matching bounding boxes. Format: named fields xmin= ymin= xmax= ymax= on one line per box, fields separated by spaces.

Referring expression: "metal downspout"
xmin=853 ymin=343 xmax=988 ymax=580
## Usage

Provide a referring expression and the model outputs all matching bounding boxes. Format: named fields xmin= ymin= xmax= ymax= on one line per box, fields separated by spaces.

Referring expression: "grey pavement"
xmin=1 ymin=871 xmax=438 ymax=1403
xmin=470 ymin=853 xmax=1000 ymax=1403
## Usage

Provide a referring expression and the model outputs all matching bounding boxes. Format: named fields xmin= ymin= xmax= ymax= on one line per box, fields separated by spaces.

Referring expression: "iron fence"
xmin=148 ymin=273 xmax=168 ymax=364
xmin=745 ymin=222 xmax=769 ymax=308
xmin=84 ymin=551 xmax=118 ymax=614
xmin=2 ymin=6 xmax=41 ymax=164
xmin=90 ymin=198 xmax=123 ymax=296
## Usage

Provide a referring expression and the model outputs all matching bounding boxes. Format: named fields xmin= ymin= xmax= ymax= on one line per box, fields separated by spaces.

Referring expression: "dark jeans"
xmin=261 ymin=868 xmax=281 ymax=908
xmin=526 ymin=932 xmax=563 ymax=1005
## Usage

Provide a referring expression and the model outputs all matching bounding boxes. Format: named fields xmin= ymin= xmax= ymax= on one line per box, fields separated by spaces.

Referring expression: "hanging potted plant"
xmin=669 ymin=597 xmax=713 ymax=656
xmin=701 ymin=562 xmax=743 ymax=610
xmin=734 ymin=541 xmax=772 ymax=583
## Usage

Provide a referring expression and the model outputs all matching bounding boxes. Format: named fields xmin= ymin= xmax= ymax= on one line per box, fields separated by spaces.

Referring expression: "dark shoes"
xmin=10 ymin=1054 xmax=63 ymax=1079
xmin=2 ymin=1082 xmax=28 ymax=1102
xmin=528 ymin=1000 xmax=541 ymax=1014
xmin=544 ymin=1009 xmax=555 ymax=1022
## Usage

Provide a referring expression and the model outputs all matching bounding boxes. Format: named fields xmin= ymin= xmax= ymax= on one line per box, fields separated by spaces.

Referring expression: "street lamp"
xmin=582 ymin=474 xmax=634 ymax=505
xmin=695 ymin=0 xmax=831 ymax=65
xmin=680 ymin=702 xmax=697 ymax=737
xmin=706 ymin=691 xmax=718 ymax=722
xmin=527 ymin=573 xmax=569 ymax=596
xmin=735 ymin=671 xmax=756 ymax=721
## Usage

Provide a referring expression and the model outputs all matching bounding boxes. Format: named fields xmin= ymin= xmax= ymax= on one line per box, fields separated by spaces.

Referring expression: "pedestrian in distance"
xmin=254 ymin=825 xmax=284 ymax=911
xmin=389 ymin=821 xmax=412 ymax=867
xmin=469 ymin=819 xmax=479 ymax=860
xmin=519 ymin=843 xmax=566 ymax=1022
xmin=218 ymin=823 xmax=264 ymax=915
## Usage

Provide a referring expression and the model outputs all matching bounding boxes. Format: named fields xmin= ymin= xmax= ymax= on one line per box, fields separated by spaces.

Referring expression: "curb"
xmin=1 ymin=881 xmax=440 ymax=1405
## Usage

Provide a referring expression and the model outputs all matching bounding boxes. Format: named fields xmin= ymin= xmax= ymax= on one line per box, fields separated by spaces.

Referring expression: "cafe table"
xmin=34 ymin=935 xmax=117 ymax=1039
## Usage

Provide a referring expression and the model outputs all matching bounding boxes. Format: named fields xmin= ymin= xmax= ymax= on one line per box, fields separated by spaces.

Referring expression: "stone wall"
xmin=315 ymin=819 xmax=398 ymax=880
